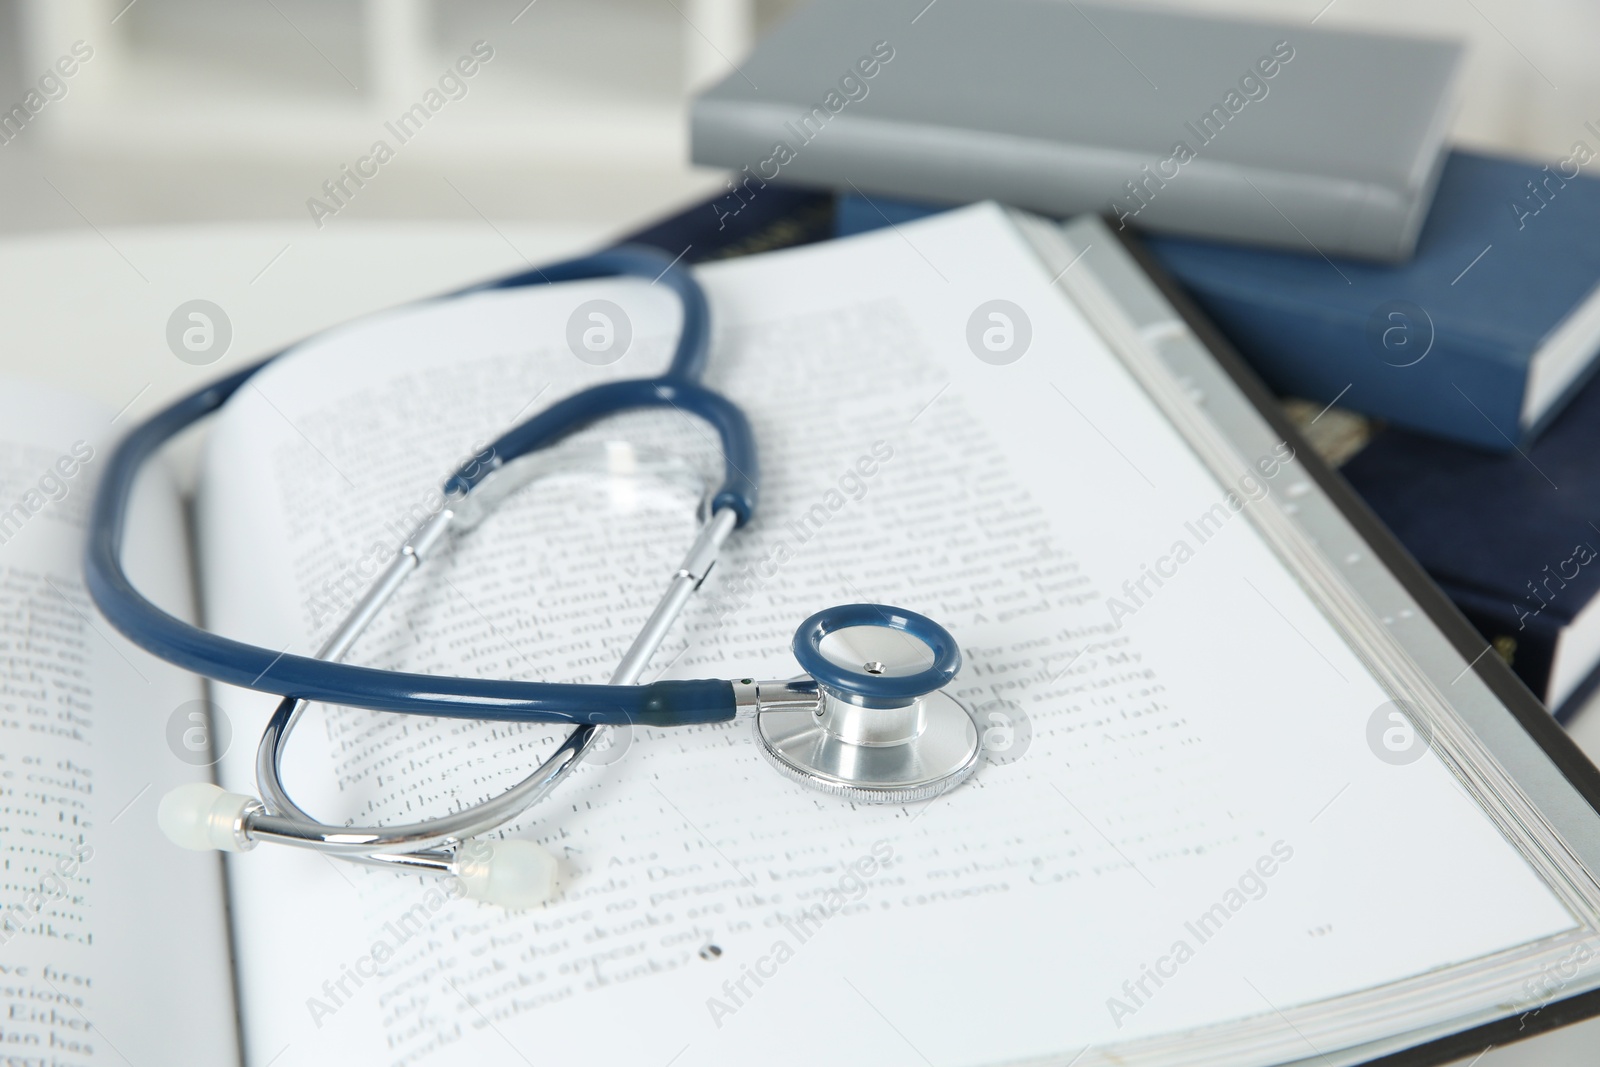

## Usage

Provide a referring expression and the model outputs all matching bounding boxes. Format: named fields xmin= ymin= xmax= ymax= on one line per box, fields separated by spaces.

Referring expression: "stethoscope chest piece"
xmin=752 ymin=605 xmax=981 ymax=804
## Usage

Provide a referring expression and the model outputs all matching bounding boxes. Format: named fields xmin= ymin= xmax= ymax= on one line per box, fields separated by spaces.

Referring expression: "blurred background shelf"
xmin=1 ymin=0 xmax=1596 ymax=235
xmin=0 ymin=0 xmax=798 ymax=230
xmin=14 ymin=0 xmax=738 ymax=155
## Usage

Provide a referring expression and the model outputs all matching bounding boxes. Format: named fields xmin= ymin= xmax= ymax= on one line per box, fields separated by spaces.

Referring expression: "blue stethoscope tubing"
xmin=84 ymin=245 xmax=757 ymax=729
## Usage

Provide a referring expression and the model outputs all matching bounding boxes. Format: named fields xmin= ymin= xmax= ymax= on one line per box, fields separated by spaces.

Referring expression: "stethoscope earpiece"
xmin=748 ymin=604 xmax=982 ymax=804
xmin=158 ymin=781 xmax=560 ymax=908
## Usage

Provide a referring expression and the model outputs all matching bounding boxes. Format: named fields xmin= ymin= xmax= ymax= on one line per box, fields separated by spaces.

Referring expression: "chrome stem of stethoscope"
xmin=160 ymin=492 xmax=740 ymax=907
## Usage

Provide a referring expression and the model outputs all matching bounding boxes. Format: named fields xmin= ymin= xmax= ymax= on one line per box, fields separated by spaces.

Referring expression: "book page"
xmin=195 ymin=205 xmax=1576 ymax=1067
xmin=0 ymin=380 xmax=238 ymax=1066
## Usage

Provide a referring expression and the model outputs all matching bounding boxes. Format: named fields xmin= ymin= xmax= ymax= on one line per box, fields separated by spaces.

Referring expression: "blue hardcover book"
xmin=835 ymin=150 xmax=1600 ymax=452
xmin=1340 ymin=370 xmax=1600 ymax=720
xmin=1145 ymin=150 xmax=1600 ymax=452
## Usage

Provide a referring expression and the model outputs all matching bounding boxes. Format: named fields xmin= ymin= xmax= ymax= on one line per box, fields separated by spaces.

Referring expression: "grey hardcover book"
xmin=691 ymin=0 xmax=1464 ymax=261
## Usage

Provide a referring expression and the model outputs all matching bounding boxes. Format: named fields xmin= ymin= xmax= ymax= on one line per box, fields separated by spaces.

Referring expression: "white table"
xmin=2 ymin=222 xmax=1596 ymax=1066
xmin=0 ymin=221 xmax=607 ymax=453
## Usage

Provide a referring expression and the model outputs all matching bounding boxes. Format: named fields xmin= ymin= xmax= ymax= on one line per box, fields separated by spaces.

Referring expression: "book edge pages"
xmin=1521 ymin=276 xmax=1600 ymax=430
xmin=1006 ymin=209 xmax=1600 ymax=1066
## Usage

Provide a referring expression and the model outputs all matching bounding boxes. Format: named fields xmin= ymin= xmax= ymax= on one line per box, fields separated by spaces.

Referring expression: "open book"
xmin=7 ymin=203 xmax=1600 ymax=1067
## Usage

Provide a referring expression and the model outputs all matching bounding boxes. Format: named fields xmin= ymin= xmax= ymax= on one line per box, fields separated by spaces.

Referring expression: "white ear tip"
xmin=158 ymin=782 xmax=255 ymax=852
xmin=456 ymin=839 xmax=557 ymax=909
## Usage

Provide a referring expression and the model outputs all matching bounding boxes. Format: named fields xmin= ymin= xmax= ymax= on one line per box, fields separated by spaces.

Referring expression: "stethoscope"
xmin=85 ymin=245 xmax=983 ymax=908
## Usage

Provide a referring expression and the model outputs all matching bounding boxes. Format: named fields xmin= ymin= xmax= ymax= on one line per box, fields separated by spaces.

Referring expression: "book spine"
xmin=689 ymin=99 xmax=1417 ymax=261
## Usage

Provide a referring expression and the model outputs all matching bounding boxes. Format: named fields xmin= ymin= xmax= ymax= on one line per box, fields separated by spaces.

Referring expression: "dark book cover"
xmin=1341 ymin=371 xmax=1600 ymax=719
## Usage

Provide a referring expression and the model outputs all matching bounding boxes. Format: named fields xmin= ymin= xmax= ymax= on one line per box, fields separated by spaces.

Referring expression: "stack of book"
xmin=690 ymin=0 xmax=1600 ymax=719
